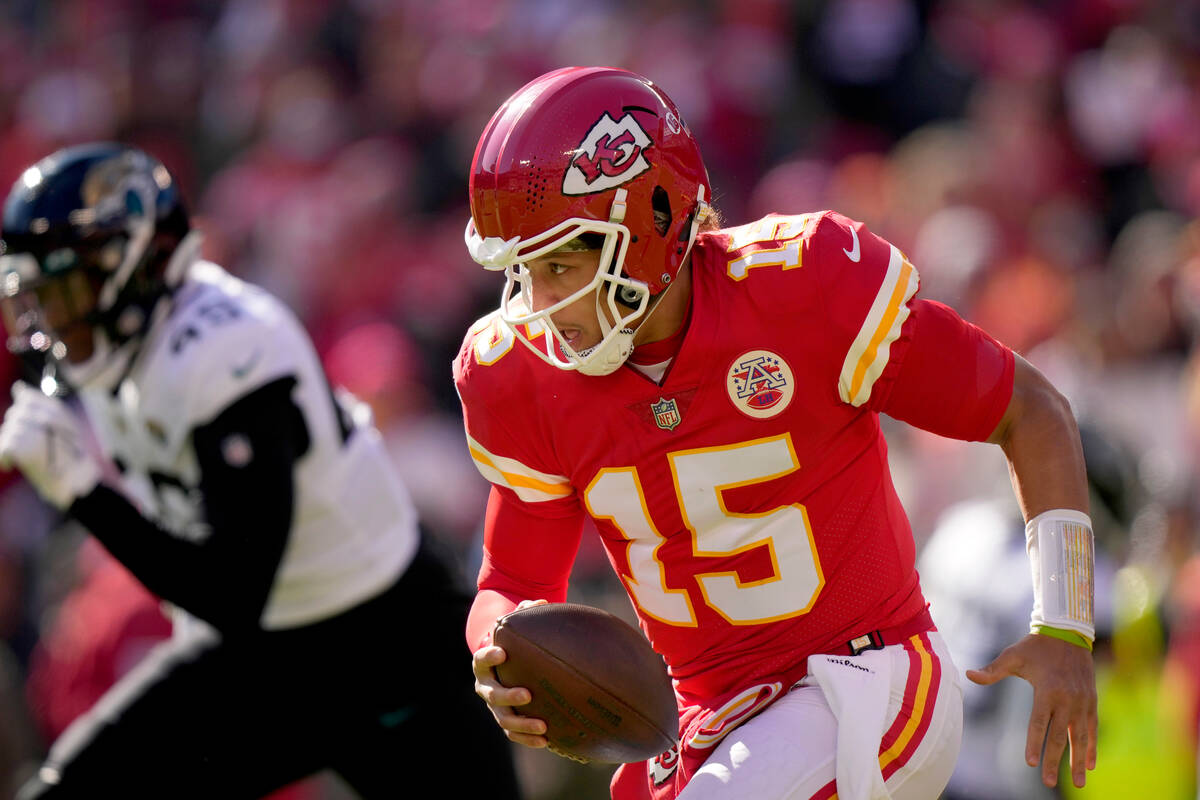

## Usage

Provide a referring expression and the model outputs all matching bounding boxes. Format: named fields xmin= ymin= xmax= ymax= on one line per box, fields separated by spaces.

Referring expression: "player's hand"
xmin=0 ymin=382 xmax=101 ymax=509
xmin=967 ymin=632 xmax=1097 ymax=788
xmin=472 ymin=599 xmax=550 ymax=749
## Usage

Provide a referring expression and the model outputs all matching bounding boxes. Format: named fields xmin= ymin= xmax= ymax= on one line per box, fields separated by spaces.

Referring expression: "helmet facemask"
xmin=467 ymin=188 xmax=654 ymax=377
xmin=466 ymin=67 xmax=713 ymax=376
xmin=0 ymin=231 xmax=180 ymax=389
xmin=0 ymin=254 xmax=95 ymax=372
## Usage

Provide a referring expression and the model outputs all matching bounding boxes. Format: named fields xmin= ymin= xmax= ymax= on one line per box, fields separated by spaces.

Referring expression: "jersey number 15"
xmin=585 ymin=434 xmax=824 ymax=627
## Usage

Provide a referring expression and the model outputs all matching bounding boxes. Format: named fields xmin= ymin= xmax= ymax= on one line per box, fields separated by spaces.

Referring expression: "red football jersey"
xmin=454 ymin=211 xmax=1014 ymax=701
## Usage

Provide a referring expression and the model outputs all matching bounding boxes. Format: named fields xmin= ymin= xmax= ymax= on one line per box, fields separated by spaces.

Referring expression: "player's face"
xmin=27 ymin=271 xmax=98 ymax=363
xmin=523 ymin=249 xmax=613 ymax=352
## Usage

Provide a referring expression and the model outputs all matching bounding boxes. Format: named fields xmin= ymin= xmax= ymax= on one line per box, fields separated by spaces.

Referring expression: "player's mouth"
xmin=556 ymin=324 xmax=583 ymax=345
xmin=555 ymin=324 xmax=599 ymax=354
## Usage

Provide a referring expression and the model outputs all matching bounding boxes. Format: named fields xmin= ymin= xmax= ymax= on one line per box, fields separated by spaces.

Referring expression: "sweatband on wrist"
xmin=1031 ymin=624 xmax=1093 ymax=651
xmin=1026 ymin=509 xmax=1096 ymax=641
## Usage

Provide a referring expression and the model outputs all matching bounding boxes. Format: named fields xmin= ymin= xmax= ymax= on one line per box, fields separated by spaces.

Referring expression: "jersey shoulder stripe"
xmin=466 ymin=433 xmax=572 ymax=503
xmin=838 ymin=244 xmax=919 ymax=407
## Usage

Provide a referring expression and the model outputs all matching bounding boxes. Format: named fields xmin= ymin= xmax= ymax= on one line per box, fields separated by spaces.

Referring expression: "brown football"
xmin=492 ymin=602 xmax=678 ymax=764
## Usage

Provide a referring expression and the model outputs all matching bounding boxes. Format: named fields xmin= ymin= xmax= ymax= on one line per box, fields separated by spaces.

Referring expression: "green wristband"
xmin=1031 ymin=624 xmax=1093 ymax=651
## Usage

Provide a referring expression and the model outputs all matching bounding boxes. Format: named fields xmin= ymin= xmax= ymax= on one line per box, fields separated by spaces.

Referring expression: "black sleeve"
xmin=69 ymin=376 xmax=310 ymax=635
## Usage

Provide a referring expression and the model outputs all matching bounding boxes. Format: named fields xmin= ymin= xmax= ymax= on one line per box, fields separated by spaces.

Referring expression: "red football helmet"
xmin=465 ymin=67 xmax=711 ymax=375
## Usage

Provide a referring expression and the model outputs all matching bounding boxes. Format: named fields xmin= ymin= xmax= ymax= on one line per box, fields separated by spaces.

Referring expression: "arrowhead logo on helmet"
xmin=563 ymin=113 xmax=653 ymax=195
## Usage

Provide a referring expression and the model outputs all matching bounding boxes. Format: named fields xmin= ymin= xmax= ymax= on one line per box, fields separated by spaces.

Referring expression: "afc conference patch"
xmin=727 ymin=349 xmax=794 ymax=419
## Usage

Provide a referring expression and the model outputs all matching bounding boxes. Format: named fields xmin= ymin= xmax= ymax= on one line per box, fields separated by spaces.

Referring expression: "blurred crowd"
xmin=0 ymin=0 xmax=1199 ymax=798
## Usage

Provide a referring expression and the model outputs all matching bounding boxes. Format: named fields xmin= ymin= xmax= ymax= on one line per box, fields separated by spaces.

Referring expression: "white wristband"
xmin=1026 ymin=509 xmax=1095 ymax=641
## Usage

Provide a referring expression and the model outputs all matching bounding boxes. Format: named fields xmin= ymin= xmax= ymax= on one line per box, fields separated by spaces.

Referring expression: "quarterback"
xmin=0 ymin=143 xmax=520 ymax=799
xmin=456 ymin=68 xmax=1097 ymax=800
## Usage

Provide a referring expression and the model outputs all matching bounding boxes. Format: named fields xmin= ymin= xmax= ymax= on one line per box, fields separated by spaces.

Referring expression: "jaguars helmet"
xmin=0 ymin=142 xmax=194 ymax=390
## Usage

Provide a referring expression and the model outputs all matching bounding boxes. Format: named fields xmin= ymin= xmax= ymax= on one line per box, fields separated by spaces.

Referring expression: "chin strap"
xmin=575 ymin=328 xmax=636 ymax=377
xmin=63 ymin=231 xmax=204 ymax=393
xmin=58 ymin=330 xmax=140 ymax=394
xmin=679 ymin=185 xmax=709 ymax=268
xmin=574 ymin=189 xmax=642 ymax=377
xmin=577 ymin=186 xmax=704 ymax=376
xmin=163 ymin=230 xmax=204 ymax=287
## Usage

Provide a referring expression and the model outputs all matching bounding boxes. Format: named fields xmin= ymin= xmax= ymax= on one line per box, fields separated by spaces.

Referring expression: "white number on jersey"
xmin=585 ymin=435 xmax=824 ymax=626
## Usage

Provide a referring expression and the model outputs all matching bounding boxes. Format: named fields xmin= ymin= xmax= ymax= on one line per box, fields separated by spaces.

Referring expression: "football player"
xmin=455 ymin=68 xmax=1097 ymax=800
xmin=0 ymin=143 xmax=521 ymax=799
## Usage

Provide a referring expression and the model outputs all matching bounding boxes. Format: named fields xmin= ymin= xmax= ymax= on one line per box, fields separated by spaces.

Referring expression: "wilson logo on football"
xmin=727 ymin=350 xmax=795 ymax=419
xmin=563 ymin=113 xmax=653 ymax=195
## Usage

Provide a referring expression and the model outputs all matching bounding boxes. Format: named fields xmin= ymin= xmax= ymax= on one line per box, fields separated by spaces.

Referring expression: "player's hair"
xmin=698 ymin=202 xmax=723 ymax=231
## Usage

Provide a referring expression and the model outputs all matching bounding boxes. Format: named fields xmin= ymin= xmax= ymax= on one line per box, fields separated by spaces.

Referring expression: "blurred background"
xmin=0 ymin=0 xmax=1198 ymax=798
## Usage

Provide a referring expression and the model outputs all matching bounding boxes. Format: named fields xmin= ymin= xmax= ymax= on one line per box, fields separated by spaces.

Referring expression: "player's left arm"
xmin=878 ymin=300 xmax=1096 ymax=790
xmin=812 ymin=215 xmax=1095 ymax=788
xmin=969 ymin=355 xmax=1096 ymax=790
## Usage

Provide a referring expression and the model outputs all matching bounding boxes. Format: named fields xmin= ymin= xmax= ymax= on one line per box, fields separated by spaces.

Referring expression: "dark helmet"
xmin=0 ymin=142 xmax=191 ymax=387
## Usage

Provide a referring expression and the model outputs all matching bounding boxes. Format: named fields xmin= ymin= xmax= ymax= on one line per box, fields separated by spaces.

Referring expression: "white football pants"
xmin=676 ymin=632 xmax=963 ymax=800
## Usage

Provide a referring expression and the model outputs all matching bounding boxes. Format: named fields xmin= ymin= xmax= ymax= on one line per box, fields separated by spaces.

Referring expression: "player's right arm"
xmin=467 ymin=486 xmax=583 ymax=748
xmin=455 ymin=313 xmax=585 ymax=746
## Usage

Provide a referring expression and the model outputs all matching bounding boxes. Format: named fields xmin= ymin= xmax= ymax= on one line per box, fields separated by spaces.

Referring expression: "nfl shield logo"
xmin=651 ymin=397 xmax=682 ymax=431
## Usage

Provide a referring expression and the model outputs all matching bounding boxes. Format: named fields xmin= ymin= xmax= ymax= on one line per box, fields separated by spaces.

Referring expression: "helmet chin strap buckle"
xmin=606 ymin=188 xmax=643 ymax=310
xmin=608 ymin=188 xmax=628 ymax=224
xmin=576 ymin=327 xmax=635 ymax=377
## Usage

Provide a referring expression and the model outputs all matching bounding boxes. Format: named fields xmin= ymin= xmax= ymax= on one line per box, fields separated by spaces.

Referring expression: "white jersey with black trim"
xmin=78 ymin=261 xmax=419 ymax=630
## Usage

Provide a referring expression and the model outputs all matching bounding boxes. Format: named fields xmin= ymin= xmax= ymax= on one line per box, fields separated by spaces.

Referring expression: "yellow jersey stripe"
xmin=466 ymin=436 xmax=572 ymax=502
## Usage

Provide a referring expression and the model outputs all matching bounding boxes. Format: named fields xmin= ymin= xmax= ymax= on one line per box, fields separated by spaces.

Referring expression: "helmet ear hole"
xmin=651 ymin=186 xmax=671 ymax=236
xmin=618 ymin=285 xmax=642 ymax=306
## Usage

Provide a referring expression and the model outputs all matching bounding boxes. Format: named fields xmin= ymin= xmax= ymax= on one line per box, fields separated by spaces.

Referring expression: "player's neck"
xmin=632 ymin=262 xmax=692 ymax=351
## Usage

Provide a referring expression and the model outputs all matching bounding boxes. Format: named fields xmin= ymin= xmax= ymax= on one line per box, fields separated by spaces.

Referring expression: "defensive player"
xmin=455 ymin=68 xmax=1097 ymax=800
xmin=0 ymin=143 xmax=521 ymax=799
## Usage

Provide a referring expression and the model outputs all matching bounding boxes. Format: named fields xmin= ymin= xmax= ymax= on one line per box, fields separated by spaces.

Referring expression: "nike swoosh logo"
xmin=843 ymin=225 xmax=861 ymax=263
xmin=231 ymin=349 xmax=262 ymax=379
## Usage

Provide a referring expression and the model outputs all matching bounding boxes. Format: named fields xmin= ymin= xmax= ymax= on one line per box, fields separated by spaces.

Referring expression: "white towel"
xmin=805 ymin=649 xmax=894 ymax=800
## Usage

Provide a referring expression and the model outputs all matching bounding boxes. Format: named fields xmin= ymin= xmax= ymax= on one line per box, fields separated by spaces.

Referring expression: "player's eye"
xmin=548 ymin=263 xmax=571 ymax=276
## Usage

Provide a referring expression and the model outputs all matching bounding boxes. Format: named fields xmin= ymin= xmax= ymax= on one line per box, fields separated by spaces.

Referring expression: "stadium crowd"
xmin=0 ymin=1 xmax=1198 ymax=798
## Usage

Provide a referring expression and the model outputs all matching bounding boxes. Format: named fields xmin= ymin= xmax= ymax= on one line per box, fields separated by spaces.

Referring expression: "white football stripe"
xmin=838 ymin=245 xmax=919 ymax=407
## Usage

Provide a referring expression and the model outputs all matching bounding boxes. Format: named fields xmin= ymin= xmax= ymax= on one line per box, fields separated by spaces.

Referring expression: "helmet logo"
xmin=83 ymin=155 xmax=156 ymax=229
xmin=726 ymin=349 xmax=795 ymax=419
xmin=563 ymin=113 xmax=653 ymax=195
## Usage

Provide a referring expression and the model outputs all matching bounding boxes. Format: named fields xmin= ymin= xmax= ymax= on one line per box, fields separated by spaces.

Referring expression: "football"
xmin=492 ymin=602 xmax=678 ymax=764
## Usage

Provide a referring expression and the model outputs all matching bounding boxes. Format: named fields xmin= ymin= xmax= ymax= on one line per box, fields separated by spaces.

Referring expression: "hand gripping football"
xmin=492 ymin=602 xmax=679 ymax=764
